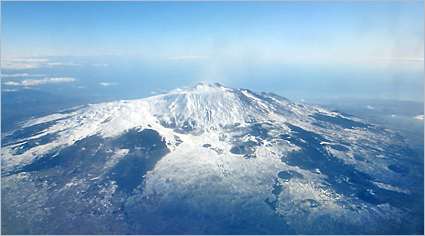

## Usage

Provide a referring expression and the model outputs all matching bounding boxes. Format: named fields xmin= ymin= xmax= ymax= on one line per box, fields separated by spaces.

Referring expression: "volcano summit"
xmin=1 ymin=83 xmax=423 ymax=234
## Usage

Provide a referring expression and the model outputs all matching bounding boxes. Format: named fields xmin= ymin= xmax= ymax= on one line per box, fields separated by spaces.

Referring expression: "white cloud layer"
xmin=3 ymin=77 xmax=76 ymax=86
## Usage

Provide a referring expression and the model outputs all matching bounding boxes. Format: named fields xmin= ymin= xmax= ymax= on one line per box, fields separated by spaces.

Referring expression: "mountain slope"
xmin=1 ymin=83 xmax=423 ymax=234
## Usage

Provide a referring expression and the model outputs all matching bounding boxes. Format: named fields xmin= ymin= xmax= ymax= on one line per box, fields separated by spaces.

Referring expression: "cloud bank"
xmin=3 ymin=77 xmax=76 ymax=86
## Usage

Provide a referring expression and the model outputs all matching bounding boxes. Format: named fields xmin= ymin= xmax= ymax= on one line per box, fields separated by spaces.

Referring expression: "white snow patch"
xmin=372 ymin=181 xmax=411 ymax=194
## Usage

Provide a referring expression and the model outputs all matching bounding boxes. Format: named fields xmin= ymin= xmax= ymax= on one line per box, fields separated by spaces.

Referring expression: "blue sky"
xmin=1 ymin=1 xmax=424 ymax=102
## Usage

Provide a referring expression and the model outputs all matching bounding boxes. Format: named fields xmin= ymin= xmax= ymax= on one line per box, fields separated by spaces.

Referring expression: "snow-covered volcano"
xmin=1 ymin=83 xmax=423 ymax=234
xmin=1 ymin=83 xmax=325 ymax=171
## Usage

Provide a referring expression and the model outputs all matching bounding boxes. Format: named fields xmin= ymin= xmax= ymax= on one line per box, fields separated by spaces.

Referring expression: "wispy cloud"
xmin=92 ymin=63 xmax=108 ymax=67
xmin=3 ymin=82 xmax=21 ymax=86
xmin=3 ymin=77 xmax=76 ymax=86
xmin=1 ymin=58 xmax=49 ymax=70
xmin=5 ymin=58 xmax=49 ymax=63
xmin=64 ymin=62 xmax=82 ymax=66
xmin=169 ymin=55 xmax=211 ymax=60
xmin=48 ymin=62 xmax=82 ymax=66
xmin=1 ymin=57 xmax=82 ymax=70
xmin=150 ymin=89 xmax=168 ymax=95
xmin=100 ymin=82 xmax=118 ymax=87
xmin=1 ymin=73 xmax=46 ymax=77
xmin=413 ymin=115 xmax=424 ymax=120
xmin=362 ymin=57 xmax=424 ymax=62
xmin=47 ymin=62 xmax=63 ymax=66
